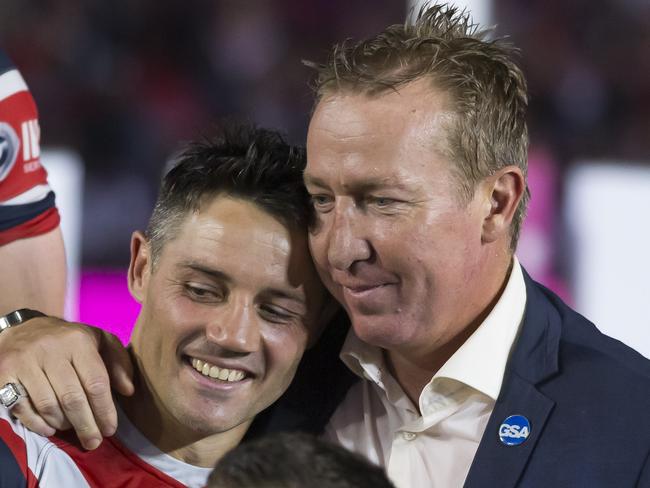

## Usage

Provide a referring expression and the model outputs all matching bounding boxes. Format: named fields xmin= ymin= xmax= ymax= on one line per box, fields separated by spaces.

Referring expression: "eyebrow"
xmin=304 ymin=173 xmax=417 ymax=193
xmin=263 ymin=289 xmax=307 ymax=308
xmin=176 ymin=261 xmax=233 ymax=284
xmin=303 ymin=174 xmax=328 ymax=188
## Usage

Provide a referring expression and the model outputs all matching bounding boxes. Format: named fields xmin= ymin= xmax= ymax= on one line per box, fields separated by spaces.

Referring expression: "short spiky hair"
xmin=146 ymin=123 xmax=308 ymax=265
xmin=307 ymin=3 xmax=529 ymax=250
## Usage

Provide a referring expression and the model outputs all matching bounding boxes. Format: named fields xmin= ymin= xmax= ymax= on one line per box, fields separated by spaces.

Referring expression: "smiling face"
xmin=305 ymin=79 xmax=511 ymax=361
xmin=128 ymin=195 xmax=325 ymax=439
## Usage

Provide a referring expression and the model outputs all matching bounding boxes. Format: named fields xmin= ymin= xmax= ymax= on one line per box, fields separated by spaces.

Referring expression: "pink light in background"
xmin=518 ymin=145 xmax=570 ymax=303
xmin=78 ymin=269 xmax=140 ymax=345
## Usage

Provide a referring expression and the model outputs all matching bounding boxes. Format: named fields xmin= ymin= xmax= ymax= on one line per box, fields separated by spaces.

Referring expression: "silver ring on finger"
xmin=0 ymin=382 xmax=28 ymax=410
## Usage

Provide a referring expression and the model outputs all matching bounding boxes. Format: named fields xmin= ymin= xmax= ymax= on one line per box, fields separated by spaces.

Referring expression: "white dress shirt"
xmin=323 ymin=259 xmax=527 ymax=488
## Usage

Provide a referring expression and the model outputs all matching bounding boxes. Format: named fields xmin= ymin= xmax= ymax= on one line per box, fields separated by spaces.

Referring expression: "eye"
xmin=369 ymin=196 xmax=397 ymax=208
xmin=258 ymin=303 xmax=297 ymax=324
xmin=309 ymin=194 xmax=334 ymax=212
xmin=184 ymin=283 xmax=223 ymax=303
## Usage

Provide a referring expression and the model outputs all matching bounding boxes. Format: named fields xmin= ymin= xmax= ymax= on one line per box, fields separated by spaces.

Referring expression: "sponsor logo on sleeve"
xmin=0 ymin=122 xmax=19 ymax=182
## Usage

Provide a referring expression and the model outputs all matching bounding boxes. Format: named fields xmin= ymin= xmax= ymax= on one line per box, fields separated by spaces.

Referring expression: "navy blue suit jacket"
xmin=249 ymin=270 xmax=650 ymax=487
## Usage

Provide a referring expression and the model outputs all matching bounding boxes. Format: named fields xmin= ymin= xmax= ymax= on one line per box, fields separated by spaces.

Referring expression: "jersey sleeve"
xmin=0 ymin=49 xmax=60 ymax=246
xmin=0 ymin=408 xmax=41 ymax=487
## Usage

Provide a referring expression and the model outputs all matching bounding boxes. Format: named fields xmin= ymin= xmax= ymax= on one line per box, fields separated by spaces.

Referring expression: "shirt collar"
xmin=340 ymin=257 xmax=527 ymax=404
xmin=115 ymin=402 xmax=212 ymax=485
xmin=434 ymin=258 xmax=526 ymax=400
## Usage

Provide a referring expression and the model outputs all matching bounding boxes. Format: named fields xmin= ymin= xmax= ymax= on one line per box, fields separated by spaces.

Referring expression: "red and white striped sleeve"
xmin=0 ymin=49 xmax=60 ymax=246
xmin=0 ymin=408 xmax=93 ymax=487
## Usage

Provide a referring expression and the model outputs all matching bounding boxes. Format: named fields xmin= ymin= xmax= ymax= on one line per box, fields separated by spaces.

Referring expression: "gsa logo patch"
xmin=499 ymin=415 xmax=531 ymax=446
xmin=0 ymin=122 xmax=19 ymax=182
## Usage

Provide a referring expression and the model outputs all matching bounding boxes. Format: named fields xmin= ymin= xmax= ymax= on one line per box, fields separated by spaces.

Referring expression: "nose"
xmin=205 ymin=297 xmax=261 ymax=353
xmin=326 ymin=198 xmax=371 ymax=271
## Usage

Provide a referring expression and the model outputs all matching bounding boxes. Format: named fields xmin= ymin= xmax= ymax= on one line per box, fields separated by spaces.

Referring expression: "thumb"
xmin=100 ymin=332 xmax=135 ymax=396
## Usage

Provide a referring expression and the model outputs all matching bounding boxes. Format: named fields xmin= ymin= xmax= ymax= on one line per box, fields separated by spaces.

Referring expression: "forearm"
xmin=0 ymin=227 xmax=66 ymax=317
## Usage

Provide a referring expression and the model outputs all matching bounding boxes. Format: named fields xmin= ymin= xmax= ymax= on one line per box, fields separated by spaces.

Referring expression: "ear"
xmin=128 ymin=231 xmax=151 ymax=304
xmin=480 ymin=165 xmax=526 ymax=244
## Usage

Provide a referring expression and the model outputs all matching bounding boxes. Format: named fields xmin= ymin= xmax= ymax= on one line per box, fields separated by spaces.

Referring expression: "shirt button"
xmin=402 ymin=431 xmax=417 ymax=441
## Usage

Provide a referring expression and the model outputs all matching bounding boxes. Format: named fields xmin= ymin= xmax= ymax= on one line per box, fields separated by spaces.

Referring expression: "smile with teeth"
xmin=190 ymin=358 xmax=247 ymax=382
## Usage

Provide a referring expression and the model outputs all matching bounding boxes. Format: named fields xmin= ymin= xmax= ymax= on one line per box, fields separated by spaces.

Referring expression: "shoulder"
xmin=527 ymin=277 xmax=650 ymax=411
xmin=0 ymin=49 xmax=58 ymax=242
xmin=0 ymin=409 xmax=90 ymax=486
xmin=537 ymin=278 xmax=650 ymax=379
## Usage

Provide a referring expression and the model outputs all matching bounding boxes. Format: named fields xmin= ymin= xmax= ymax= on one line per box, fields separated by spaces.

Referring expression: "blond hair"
xmin=307 ymin=3 xmax=530 ymax=249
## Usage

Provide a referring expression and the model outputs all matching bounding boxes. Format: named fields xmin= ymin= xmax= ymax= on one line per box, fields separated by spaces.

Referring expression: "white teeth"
xmin=189 ymin=357 xmax=246 ymax=382
xmin=209 ymin=366 xmax=219 ymax=378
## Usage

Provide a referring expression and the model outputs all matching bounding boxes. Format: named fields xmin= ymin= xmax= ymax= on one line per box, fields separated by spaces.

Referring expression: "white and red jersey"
xmin=0 ymin=49 xmax=60 ymax=246
xmin=0 ymin=406 xmax=212 ymax=488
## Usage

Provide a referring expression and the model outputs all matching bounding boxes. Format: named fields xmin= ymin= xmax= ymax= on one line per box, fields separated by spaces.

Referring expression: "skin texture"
xmin=0 ymin=227 xmax=66 ymax=316
xmin=123 ymin=195 xmax=326 ymax=466
xmin=0 ymin=314 xmax=132 ymax=448
xmin=305 ymin=78 xmax=524 ymax=403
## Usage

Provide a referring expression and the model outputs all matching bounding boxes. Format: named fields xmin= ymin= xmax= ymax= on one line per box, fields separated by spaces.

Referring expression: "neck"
xmin=387 ymin=256 xmax=514 ymax=407
xmin=118 ymin=357 xmax=249 ymax=468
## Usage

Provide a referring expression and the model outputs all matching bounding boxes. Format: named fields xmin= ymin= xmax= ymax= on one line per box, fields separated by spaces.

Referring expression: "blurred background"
xmin=1 ymin=0 xmax=649 ymax=354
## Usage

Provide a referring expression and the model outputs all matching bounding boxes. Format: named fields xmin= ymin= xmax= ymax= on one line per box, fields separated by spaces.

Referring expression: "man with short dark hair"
xmin=0 ymin=124 xmax=327 ymax=486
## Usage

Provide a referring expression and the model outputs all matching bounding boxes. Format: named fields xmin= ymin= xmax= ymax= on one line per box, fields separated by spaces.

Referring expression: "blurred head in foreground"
xmin=208 ymin=432 xmax=395 ymax=488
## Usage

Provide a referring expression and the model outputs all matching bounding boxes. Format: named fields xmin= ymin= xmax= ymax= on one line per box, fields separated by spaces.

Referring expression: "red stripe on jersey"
xmin=0 ymin=89 xmax=49 ymax=201
xmin=0 ymin=207 xmax=60 ymax=246
xmin=0 ymin=418 xmax=42 ymax=488
xmin=50 ymin=430 xmax=188 ymax=488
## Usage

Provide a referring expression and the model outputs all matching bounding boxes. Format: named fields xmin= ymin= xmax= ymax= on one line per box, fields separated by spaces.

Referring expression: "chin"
xmin=181 ymin=410 xmax=243 ymax=436
xmin=350 ymin=313 xmax=415 ymax=349
xmin=167 ymin=398 xmax=245 ymax=436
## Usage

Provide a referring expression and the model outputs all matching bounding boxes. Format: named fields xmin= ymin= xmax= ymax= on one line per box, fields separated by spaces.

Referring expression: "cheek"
xmin=264 ymin=327 xmax=307 ymax=375
xmin=154 ymin=282 xmax=213 ymax=329
xmin=138 ymin=294 xmax=197 ymax=354
xmin=308 ymin=233 xmax=335 ymax=285
xmin=308 ymin=231 xmax=328 ymax=266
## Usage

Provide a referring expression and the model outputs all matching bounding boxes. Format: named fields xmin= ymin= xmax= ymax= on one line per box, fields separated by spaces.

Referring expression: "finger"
xmin=9 ymin=399 xmax=57 ymax=437
xmin=14 ymin=366 xmax=71 ymax=431
xmin=45 ymin=361 xmax=103 ymax=450
xmin=71 ymin=347 xmax=118 ymax=437
xmin=100 ymin=332 xmax=134 ymax=397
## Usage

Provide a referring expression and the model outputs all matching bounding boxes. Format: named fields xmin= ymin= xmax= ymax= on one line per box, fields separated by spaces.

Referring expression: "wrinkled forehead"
xmin=310 ymin=82 xmax=453 ymax=145
xmin=306 ymin=82 xmax=457 ymax=184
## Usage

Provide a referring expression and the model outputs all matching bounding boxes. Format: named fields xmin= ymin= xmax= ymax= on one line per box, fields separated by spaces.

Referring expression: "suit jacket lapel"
xmin=464 ymin=373 xmax=555 ymax=487
xmin=464 ymin=270 xmax=562 ymax=488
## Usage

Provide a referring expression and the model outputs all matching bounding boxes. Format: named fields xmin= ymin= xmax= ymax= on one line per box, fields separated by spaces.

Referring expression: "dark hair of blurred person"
xmin=208 ymin=432 xmax=395 ymax=488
